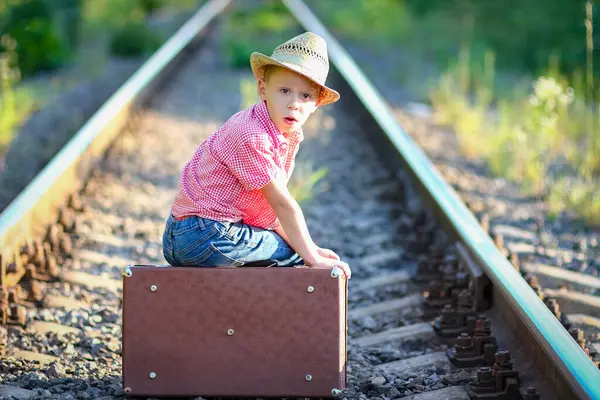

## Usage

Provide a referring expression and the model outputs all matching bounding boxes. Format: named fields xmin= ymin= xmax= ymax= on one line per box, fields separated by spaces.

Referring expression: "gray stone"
xmin=370 ymin=376 xmax=386 ymax=385
xmin=45 ymin=362 xmax=66 ymax=378
xmin=361 ymin=316 xmax=378 ymax=330
xmin=0 ymin=384 xmax=35 ymax=400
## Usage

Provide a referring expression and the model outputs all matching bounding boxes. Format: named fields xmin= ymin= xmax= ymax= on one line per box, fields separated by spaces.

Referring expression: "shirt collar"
xmin=254 ymin=101 xmax=303 ymax=146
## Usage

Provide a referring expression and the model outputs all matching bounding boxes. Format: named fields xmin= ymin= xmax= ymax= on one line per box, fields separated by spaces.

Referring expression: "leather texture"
xmin=122 ymin=265 xmax=347 ymax=398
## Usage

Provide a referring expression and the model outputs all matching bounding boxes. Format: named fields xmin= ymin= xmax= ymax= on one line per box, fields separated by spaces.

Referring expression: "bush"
xmin=51 ymin=0 xmax=84 ymax=51
xmin=0 ymin=0 xmax=80 ymax=76
xmin=138 ymin=0 xmax=166 ymax=14
xmin=109 ymin=21 xmax=162 ymax=57
xmin=221 ymin=1 xmax=297 ymax=68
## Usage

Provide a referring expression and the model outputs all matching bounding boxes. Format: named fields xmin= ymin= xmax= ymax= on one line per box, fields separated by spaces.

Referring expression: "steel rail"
xmin=283 ymin=0 xmax=600 ymax=399
xmin=0 ymin=0 xmax=230 ymax=272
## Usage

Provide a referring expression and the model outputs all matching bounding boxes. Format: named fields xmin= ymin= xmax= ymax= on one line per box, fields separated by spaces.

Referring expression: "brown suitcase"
xmin=121 ymin=265 xmax=348 ymax=398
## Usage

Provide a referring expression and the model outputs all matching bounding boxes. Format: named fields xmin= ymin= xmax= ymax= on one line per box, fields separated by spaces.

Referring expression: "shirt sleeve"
xmin=224 ymin=133 xmax=279 ymax=191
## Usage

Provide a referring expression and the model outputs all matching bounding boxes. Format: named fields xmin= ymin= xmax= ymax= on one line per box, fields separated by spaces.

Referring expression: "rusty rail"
xmin=282 ymin=0 xmax=600 ymax=399
xmin=0 ymin=0 xmax=230 ymax=290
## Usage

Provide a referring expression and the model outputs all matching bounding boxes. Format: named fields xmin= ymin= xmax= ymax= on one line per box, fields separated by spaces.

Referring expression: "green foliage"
xmin=311 ymin=0 xmax=600 ymax=224
xmin=0 ymin=0 xmax=78 ymax=76
xmin=0 ymin=35 xmax=37 ymax=155
xmin=549 ymin=179 xmax=600 ymax=226
xmin=402 ymin=0 xmax=599 ymax=80
xmin=289 ymin=165 xmax=328 ymax=204
xmin=431 ymin=47 xmax=600 ymax=220
xmin=430 ymin=45 xmax=495 ymax=159
xmin=221 ymin=0 xmax=298 ymax=68
xmin=311 ymin=0 xmax=600 ymax=87
xmin=109 ymin=21 xmax=162 ymax=57
xmin=51 ymin=0 xmax=84 ymax=51
xmin=138 ymin=0 xmax=166 ymax=14
xmin=307 ymin=0 xmax=410 ymax=48
xmin=240 ymin=76 xmax=259 ymax=110
xmin=83 ymin=0 xmax=147 ymax=32
xmin=137 ymin=0 xmax=198 ymax=14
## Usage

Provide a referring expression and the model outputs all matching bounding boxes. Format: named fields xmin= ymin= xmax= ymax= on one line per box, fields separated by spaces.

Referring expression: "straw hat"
xmin=250 ymin=32 xmax=340 ymax=105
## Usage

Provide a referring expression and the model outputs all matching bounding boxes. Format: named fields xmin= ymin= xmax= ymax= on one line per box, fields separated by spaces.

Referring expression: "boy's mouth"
xmin=283 ymin=116 xmax=297 ymax=125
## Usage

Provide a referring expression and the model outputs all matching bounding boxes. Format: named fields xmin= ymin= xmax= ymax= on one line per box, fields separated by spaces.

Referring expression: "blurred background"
xmin=0 ymin=0 xmax=598 ymax=223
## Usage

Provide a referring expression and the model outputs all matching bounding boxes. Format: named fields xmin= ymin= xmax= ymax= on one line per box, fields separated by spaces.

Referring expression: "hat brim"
xmin=250 ymin=52 xmax=340 ymax=106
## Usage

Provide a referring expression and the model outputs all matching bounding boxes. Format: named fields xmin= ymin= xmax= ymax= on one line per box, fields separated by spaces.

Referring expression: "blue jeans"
xmin=162 ymin=215 xmax=303 ymax=267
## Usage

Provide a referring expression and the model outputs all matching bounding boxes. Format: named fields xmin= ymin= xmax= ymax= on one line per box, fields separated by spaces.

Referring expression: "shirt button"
xmin=281 ymin=143 xmax=288 ymax=150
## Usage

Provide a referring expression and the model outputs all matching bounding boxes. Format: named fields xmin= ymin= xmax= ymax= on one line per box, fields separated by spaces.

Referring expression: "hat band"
xmin=271 ymin=53 xmax=327 ymax=85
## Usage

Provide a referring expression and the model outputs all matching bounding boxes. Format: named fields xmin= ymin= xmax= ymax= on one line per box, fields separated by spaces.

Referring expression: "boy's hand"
xmin=317 ymin=247 xmax=340 ymax=260
xmin=305 ymin=256 xmax=351 ymax=279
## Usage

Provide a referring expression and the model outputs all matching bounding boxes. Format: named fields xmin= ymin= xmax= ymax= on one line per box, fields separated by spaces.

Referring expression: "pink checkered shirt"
xmin=170 ymin=101 xmax=304 ymax=230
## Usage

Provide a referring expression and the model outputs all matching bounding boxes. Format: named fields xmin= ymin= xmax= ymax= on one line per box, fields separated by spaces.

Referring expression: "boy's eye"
xmin=303 ymin=93 xmax=313 ymax=100
xmin=280 ymin=88 xmax=289 ymax=94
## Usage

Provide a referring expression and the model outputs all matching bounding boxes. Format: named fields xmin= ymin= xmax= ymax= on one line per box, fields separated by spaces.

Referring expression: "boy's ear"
xmin=257 ymin=79 xmax=267 ymax=100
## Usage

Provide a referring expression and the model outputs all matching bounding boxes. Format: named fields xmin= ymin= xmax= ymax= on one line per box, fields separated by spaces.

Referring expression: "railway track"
xmin=0 ymin=0 xmax=599 ymax=399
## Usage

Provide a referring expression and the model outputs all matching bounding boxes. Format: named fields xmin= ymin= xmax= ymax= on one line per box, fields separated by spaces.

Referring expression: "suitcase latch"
xmin=330 ymin=267 xmax=343 ymax=278
xmin=123 ymin=266 xmax=133 ymax=277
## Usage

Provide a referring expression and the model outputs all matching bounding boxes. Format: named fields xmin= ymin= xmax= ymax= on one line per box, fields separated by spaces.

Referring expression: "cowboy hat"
xmin=249 ymin=32 xmax=340 ymax=105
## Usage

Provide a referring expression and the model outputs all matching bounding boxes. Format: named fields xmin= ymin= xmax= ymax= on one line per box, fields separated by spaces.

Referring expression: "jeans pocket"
xmin=201 ymin=244 xmax=244 ymax=267
xmin=174 ymin=242 xmax=213 ymax=265
xmin=173 ymin=223 xmax=220 ymax=257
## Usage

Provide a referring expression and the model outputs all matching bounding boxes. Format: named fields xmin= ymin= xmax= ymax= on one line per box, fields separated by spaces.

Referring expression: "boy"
xmin=162 ymin=32 xmax=351 ymax=279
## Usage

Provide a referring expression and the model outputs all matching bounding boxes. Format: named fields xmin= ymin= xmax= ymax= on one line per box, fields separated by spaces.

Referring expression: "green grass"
xmin=289 ymin=164 xmax=328 ymax=204
xmin=240 ymin=76 xmax=259 ymax=110
xmin=221 ymin=1 xmax=298 ymax=68
xmin=309 ymin=0 xmax=600 ymax=226
xmin=0 ymin=36 xmax=39 ymax=156
xmin=430 ymin=45 xmax=600 ymax=225
xmin=0 ymin=0 xmax=202 ymax=155
xmin=306 ymin=0 xmax=410 ymax=48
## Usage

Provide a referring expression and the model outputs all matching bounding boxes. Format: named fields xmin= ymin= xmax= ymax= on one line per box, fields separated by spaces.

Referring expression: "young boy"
xmin=162 ymin=32 xmax=351 ymax=278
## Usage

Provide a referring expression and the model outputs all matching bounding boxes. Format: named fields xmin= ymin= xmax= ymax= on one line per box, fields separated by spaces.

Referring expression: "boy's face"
xmin=258 ymin=67 xmax=319 ymax=134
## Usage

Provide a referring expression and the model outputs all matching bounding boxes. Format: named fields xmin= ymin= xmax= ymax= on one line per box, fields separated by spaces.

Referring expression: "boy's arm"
xmin=273 ymin=224 xmax=291 ymax=244
xmin=260 ymin=179 xmax=320 ymax=265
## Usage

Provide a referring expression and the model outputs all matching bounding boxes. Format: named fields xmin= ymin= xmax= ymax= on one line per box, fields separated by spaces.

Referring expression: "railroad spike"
xmin=493 ymin=232 xmax=504 ymax=251
xmin=508 ymin=252 xmax=519 ymax=272
xmin=545 ymin=298 xmax=571 ymax=330
xmin=479 ymin=213 xmax=490 ymax=234
xmin=60 ymin=235 xmax=73 ymax=255
xmin=24 ymin=264 xmax=37 ymax=281
xmin=521 ymin=387 xmax=540 ymax=400
xmin=524 ymin=274 xmax=539 ymax=288
xmin=9 ymin=303 xmax=26 ymax=327
xmin=20 ymin=239 xmax=35 ymax=259
xmin=46 ymin=225 xmax=61 ymax=253
xmin=433 ymin=290 xmax=477 ymax=337
xmin=414 ymin=252 xmax=450 ymax=283
xmin=27 ymin=280 xmax=43 ymax=304
xmin=0 ymin=326 xmax=6 ymax=357
xmin=467 ymin=350 xmax=522 ymax=399
xmin=69 ymin=192 xmax=84 ymax=212
xmin=58 ymin=207 xmax=76 ymax=233
xmin=448 ymin=317 xmax=497 ymax=367
xmin=530 ymin=285 xmax=544 ymax=301
xmin=424 ymin=267 xmax=469 ymax=309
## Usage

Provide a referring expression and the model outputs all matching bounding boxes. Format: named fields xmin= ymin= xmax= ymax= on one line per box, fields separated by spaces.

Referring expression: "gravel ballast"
xmin=0 ymin=16 xmax=554 ymax=400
